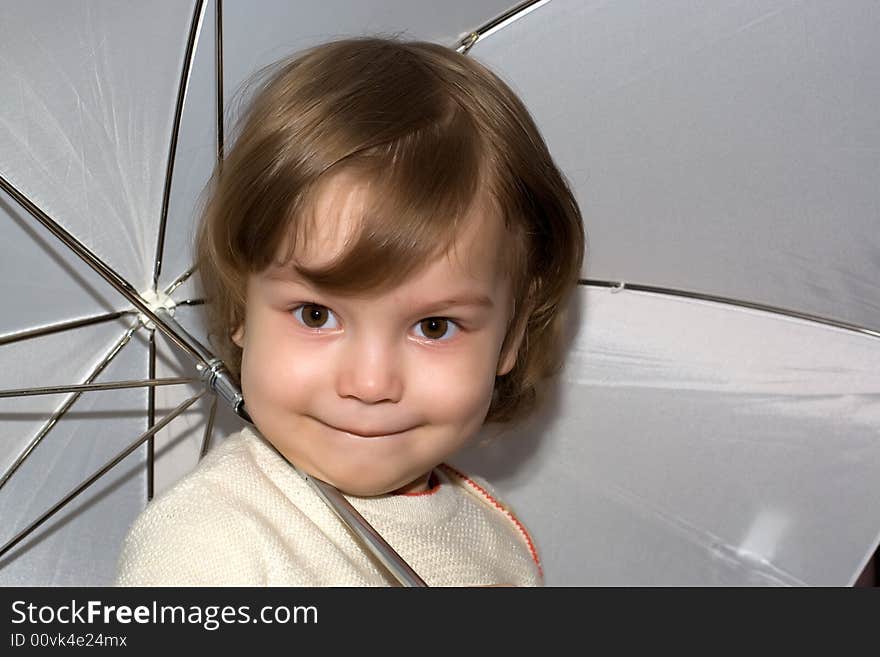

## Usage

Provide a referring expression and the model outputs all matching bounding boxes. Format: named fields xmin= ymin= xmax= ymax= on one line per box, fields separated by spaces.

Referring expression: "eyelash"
xmin=290 ymin=303 xmax=461 ymax=342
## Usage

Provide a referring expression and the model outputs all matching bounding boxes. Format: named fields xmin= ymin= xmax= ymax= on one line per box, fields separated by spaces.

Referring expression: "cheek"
xmin=240 ymin=336 xmax=327 ymax=411
xmin=412 ymin=348 xmax=497 ymax=424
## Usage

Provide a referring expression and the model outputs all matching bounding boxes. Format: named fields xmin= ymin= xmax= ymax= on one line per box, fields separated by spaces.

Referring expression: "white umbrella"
xmin=452 ymin=0 xmax=880 ymax=586
xmin=1 ymin=0 xmax=878 ymax=586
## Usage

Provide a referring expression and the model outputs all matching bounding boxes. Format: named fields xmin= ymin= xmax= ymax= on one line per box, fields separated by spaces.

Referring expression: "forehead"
xmin=268 ymin=170 xmax=511 ymax=289
xmin=288 ymin=171 xmax=371 ymax=264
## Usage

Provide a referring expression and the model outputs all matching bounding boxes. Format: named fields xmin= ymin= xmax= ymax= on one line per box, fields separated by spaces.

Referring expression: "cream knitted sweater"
xmin=115 ymin=426 xmax=542 ymax=586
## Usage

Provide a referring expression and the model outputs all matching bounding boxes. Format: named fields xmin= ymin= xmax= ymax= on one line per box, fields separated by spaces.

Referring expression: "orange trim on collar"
xmin=439 ymin=463 xmax=543 ymax=577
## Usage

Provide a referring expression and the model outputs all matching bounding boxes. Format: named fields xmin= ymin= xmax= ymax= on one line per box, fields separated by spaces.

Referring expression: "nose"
xmin=335 ymin=332 xmax=404 ymax=404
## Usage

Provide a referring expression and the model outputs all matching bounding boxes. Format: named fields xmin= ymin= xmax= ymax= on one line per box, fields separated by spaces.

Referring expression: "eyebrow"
xmin=415 ymin=295 xmax=495 ymax=314
xmin=264 ymin=269 xmax=494 ymax=313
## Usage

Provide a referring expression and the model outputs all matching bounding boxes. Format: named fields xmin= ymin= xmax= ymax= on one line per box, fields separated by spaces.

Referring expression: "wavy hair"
xmin=195 ymin=36 xmax=585 ymax=424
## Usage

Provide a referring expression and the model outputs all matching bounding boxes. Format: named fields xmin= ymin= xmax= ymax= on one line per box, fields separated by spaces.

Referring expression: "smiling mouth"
xmin=319 ymin=419 xmax=413 ymax=439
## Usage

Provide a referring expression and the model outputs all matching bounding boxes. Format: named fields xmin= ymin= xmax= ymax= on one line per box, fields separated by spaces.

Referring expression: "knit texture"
xmin=115 ymin=426 xmax=542 ymax=586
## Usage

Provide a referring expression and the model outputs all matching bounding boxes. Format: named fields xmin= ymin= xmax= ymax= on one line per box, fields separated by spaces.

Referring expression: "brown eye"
xmin=294 ymin=304 xmax=337 ymax=329
xmin=417 ymin=317 xmax=453 ymax=341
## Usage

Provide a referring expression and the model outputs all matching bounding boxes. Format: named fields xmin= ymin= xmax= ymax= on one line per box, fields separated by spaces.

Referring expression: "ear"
xmin=231 ymin=324 xmax=244 ymax=348
xmin=496 ymin=318 xmax=527 ymax=376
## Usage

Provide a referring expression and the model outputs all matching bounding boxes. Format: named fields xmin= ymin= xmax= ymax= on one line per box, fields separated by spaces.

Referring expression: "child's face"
xmin=232 ymin=174 xmax=523 ymax=496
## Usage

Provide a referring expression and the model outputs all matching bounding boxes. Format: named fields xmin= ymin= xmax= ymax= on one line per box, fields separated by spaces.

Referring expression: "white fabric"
xmin=453 ymin=285 xmax=880 ymax=586
xmin=0 ymin=0 xmax=199 ymax=587
xmin=2 ymin=1 xmax=878 ymax=588
xmin=115 ymin=425 xmax=542 ymax=586
xmin=0 ymin=0 xmax=199 ymax=291
xmin=471 ymin=0 xmax=880 ymax=330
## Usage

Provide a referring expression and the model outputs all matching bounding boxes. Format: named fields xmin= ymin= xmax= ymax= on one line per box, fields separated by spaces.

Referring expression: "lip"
xmin=320 ymin=419 xmax=413 ymax=439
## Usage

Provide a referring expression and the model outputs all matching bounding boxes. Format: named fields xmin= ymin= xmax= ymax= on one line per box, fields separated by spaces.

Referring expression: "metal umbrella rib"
xmin=0 ymin=390 xmax=206 ymax=563
xmin=199 ymin=394 xmax=218 ymax=460
xmin=163 ymin=266 xmax=197 ymax=297
xmin=2 ymin=0 xmax=877 ymax=588
xmin=147 ymin=331 xmax=157 ymax=500
xmin=0 ymin=2 xmax=427 ymax=587
xmin=0 ymin=174 xmax=208 ymax=368
xmin=174 ymin=298 xmax=205 ymax=307
xmin=215 ymin=0 xmax=225 ymax=166
xmin=152 ymin=0 xmax=206 ymax=293
xmin=0 ymin=321 xmax=142 ymax=493
xmin=579 ymin=279 xmax=880 ymax=341
xmin=0 ymin=310 xmax=132 ymax=347
xmin=456 ymin=0 xmax=549 ymax=54
xmin=0 ymin=378 xmax=197 ymax=399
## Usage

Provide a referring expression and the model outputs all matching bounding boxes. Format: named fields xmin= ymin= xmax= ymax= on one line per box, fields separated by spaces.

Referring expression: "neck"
xmin=392 ymin=472 xmax=432 ymax=495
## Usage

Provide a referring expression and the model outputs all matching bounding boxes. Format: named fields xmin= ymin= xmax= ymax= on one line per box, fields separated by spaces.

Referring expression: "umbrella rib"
xmin=153 ymin=310 xmax=248 ymax=420
xmin=162 ymin=265 xmax=197 ymax=297
xmin=199 ymin=393 xmax=218 ymax=460
xmin=156 ymin=0 xmax=219 ymax=307
xmin=216 ymin=0 xmax=225 ymax=166
xmin=147 ymin=331 xmax=156 ymax=501
xmin=259 ymin=439 xmax=427 ymax=587
xmin=0 ymin=321 xmax=141 ymax=493
xmin=580 ymin=279 xmax=880 ymax=340
xmin=0 ymin=310 xmax=132 ymax=347
xmin=304 ymin=475 xmax=427 ymax=587
xmin=0 ymin=173 xmax=207 ymax=366
xmin=0 ymin=377 xmax=196 ymax=399
xmin=151 ymin=0 xmax=207 ymax=292
xmin=0 ymin=390 xmax=206 ymax=564
xmin=154 ymin=0 xmax=219 ymax=324
xmin=174 ymin=298 xmax=205 ymax=307
xmin=454 ymin=0 xmax=550 ymax=53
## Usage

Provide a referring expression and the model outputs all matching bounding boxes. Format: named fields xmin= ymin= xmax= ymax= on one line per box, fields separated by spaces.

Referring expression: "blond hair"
xmin=195 ymin=36 xmax=584 ymax=424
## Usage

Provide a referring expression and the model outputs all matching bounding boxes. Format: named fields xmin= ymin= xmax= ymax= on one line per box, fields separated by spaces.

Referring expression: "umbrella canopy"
xmin=0 ymin=0 xmax=523 ymax=587
xmin=1 ymin=0 xmax=878 ymax=586
xmin=453 ymin=0 xmax=880 ymax=586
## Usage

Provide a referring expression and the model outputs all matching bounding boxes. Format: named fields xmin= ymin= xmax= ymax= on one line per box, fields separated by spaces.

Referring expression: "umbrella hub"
xmin=136 ymin=289 xmax=177 ymax=330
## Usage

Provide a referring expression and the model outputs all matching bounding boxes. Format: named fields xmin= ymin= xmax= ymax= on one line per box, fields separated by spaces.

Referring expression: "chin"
xmin=326 ymin=478 xmax=403 ymax=497
xmin=319 ymin=470 xmax=422 ymax=497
